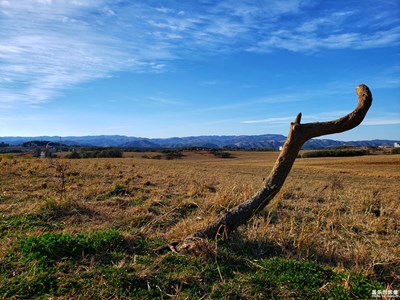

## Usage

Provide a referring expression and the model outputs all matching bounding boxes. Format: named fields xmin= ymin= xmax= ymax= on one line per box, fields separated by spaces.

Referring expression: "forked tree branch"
xmin=156 ymin=85 xmax=372 ymax=254
xmin=190 ymin=84 xmax=372 ymax=240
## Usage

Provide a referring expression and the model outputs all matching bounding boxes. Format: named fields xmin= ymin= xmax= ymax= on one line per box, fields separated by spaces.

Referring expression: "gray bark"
xmin=192 ymin=84 xmax=372 ymax=240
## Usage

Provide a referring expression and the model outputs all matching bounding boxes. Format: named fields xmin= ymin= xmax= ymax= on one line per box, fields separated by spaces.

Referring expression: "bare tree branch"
xmin=162 ymin=84 xmax=372 ymax=252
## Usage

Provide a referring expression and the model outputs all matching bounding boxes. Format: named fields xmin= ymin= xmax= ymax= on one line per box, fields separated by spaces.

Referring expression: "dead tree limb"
xmin=191 ymin=84 xmax=372 ymax=240
xmin=156 ymin=85 xmax=372 ymax=254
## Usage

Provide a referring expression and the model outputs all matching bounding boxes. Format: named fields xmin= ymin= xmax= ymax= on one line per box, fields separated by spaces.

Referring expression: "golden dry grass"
xmin=1 ymin=151 xmax=399 ymax=282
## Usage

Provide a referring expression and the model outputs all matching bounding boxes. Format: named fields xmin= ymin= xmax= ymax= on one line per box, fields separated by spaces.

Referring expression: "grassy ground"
xmin=0 ymin=151 xmax=399 ymax=299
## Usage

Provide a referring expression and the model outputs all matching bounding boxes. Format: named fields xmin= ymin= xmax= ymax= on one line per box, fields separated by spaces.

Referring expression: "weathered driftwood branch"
xmin=157 ymin=85 xmax=372 ymax=253
xmin=191 ymin=84 xmax=372 ymax=240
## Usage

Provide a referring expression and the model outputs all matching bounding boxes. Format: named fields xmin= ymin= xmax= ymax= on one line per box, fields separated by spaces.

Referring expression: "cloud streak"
xmin=241 ymin=117 xmax=293 ymax=124
xmin=0 ymin=0 xmax=135 ymax=106
xmin=243 ymin=113 xmax=400 ymax=127
xmin=1 ymin=0 xmax=399 ymax=108
xmin=248 ymin=13 xmax=400 ymax=53
xmin=363 ymin=119 xmax=400 ymax=126
xmin=362 ymin=113 xmax=400 ymax=126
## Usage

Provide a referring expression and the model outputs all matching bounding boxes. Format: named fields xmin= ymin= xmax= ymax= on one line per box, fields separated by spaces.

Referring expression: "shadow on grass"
xmin=222 ymin=232 xmax=396 ymax=284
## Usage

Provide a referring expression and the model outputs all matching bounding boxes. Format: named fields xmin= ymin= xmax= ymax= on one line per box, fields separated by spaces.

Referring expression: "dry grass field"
xmin=1 ymin=151 xmax=399 ymax=298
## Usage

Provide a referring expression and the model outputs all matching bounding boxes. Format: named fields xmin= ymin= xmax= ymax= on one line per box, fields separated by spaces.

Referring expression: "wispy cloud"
xmin=362 ymin=113 xmax=400 ymax=126
xmin=1 ymin=0 xmax=399 ymax=109
xmin=241 ymin=117 xmax=293 ymax=124
xmin=249 ymin=24 xmax=400 ymax=53
xmin=242 ymin=112 xmax=400 ymax=128
xmin=143 ymin=96 xmax=180 ymax=105
xmin=248 ymin=4 xmax=400 ymax=53
xmin=199 ymin=80 xmax=230 ymax=86
xmin=241 ymin=110 xmax=351 ymax=125
xmin=297 ymin=11 xmax=355 ymax=33
xmin=0 ymin=0 xmax=135 ymax=107
xmin=363 ymin=119 xmax=400 ymax=126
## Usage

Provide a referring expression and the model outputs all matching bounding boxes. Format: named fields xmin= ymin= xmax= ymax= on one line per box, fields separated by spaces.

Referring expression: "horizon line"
xmin=1 ymin=133 xmax=399 ymax=142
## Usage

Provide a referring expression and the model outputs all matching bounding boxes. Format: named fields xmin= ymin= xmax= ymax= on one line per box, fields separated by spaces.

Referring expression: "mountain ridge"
xmin=0 ymin=135 xmax=398 ymax=150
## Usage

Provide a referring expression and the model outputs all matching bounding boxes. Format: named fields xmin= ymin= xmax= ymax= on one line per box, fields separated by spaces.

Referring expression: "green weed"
xmin=0 ymin=231 xmax=385 ymax=299
xmin=0 ymin=213 xmax=57 ymax=238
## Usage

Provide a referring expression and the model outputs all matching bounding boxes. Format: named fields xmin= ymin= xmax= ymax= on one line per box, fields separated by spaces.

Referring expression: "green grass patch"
xmin=16 ymin=230 xmax=125 ymax=264
xmin=0 ymin=213 xmax=59 ymax=238
xmin=0 ymin=231 xmax=384 ymax=299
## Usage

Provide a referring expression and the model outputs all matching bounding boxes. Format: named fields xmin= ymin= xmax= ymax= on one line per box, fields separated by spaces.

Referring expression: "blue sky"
xmin=1 ymin=0 xmax=399 ymax=140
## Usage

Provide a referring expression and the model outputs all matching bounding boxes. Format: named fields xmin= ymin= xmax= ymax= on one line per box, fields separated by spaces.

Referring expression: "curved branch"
xmin=298 ymin=84 xmax=372 ymax=142
xmin=185 ymin=84 xmax=372 ymax=241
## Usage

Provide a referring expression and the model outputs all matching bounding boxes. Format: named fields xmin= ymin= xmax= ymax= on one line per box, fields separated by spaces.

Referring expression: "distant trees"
xmin=162 ymin=150 xmax=185 ymax=160
xmin=209 ymin=149 xmax=234 ymax=158
xmin=22 ymin=141 xmax=49 ymax=147
xmin=66 ymin=148 xmax=123 ymax=159
xmin=142 ymin=150 xmax=184 ymax=160
xmin=301 ymin=149 xmax=369 ymax=158
xmin=66 ymin=151 xmax=81 ymax=159
xmin=0 ymin=148 xmax=21 ymax=154
xmin=392 ymin=148 xmax=400 ymax=154
xmin=0 ymin=142 xmax=15 ymax=154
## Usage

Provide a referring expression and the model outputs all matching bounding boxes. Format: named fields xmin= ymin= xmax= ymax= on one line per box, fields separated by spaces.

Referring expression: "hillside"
xmin=0 ymin=134 xmax=397 ymax=150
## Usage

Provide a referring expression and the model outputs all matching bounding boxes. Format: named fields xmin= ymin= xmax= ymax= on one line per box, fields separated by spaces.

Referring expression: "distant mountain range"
xmin=1 ymin=135 xmax=398 ymax=150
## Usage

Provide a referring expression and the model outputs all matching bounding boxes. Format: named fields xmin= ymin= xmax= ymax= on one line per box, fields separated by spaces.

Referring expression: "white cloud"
xmin=297 ymin=11 xmax=355 ymax=33
xmin=241 ymin=110 xmax=355 ymax=125
xmin=0 ymin=1 xmax=139 ymax=107
xmin=363 ymin=119 xmax=400 ymax=126
xmin=249 ymin=26 xmax=400 ymax=53
xmin=241 ymin=117 xmax=294 ymax=124
xmin=143 ymin=96 xmax=180 ymax=105
xmin=355 ymin=26 xmax=400 ymax=49
xmin=216 ymin=0 xmax=306 ymax=19
xmin=362 ymin=113 xmax=400 ymax=126
xmin=248 ymin=6 xmax=400 ymax=53
xmin=1 ymin=0 xmax=399 ymax=109
xmin=243 ymin=110 xmax=400 ymax=128
xmin=155 ymin=6 xmax=174 ymax=14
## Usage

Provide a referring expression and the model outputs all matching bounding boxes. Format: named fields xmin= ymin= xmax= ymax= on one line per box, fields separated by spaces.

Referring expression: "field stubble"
xmin=1 ymin=151 xmax=399 ymax=294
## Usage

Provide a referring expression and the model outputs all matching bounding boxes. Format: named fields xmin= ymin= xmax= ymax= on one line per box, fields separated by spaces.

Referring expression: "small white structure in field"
xmin=279 ymin=146 xmax=283 ymax=151
xmin=395 ymin=142 xmax=400 ymax=148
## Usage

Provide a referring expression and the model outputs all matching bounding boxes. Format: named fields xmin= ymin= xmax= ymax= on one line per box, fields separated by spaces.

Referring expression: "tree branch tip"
xmin=355 ymin=84 xmax=371 ymax=97
xmin=294 ymin=112 xmax=302 ymax=124
xmin=291 ymin=112 xmax=302 ymax=129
